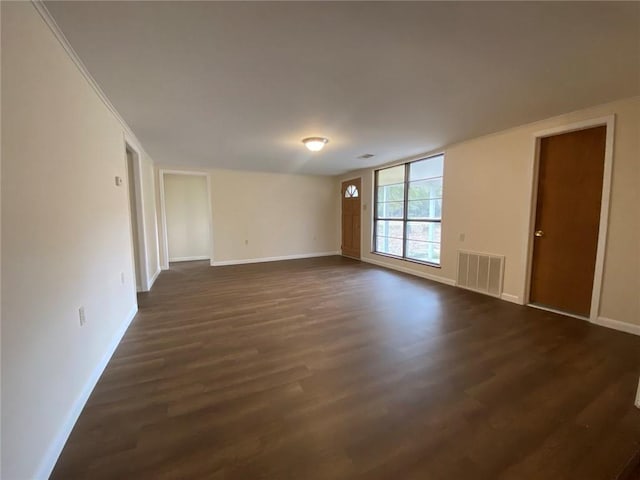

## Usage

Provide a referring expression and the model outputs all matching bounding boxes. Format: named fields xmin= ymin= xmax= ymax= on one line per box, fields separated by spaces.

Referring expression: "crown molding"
xmin=30 ymin=0 xmax=151 ymax=159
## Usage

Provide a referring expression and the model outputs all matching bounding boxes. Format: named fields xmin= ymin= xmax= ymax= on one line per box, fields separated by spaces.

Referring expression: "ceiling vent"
xmin=357 ymin=153 xmax=375 ymax=159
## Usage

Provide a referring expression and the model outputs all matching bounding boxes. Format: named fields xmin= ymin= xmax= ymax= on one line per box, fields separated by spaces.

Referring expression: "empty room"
xmin=2 ymin=1 xmax=640 ymax=479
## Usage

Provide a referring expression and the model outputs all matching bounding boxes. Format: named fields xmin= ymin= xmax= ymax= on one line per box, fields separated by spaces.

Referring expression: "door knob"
xmin=534 ymin=230 xmax=544 ymax=237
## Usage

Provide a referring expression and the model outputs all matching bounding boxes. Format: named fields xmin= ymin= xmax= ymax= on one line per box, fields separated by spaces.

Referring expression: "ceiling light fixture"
xmin=302 ymin=137 xmax=329 ymax=152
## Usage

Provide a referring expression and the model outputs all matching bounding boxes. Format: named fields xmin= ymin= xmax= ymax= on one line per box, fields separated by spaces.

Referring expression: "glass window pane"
xmin=376 ymin=201 xmax=404 ymax=219
xmin=407 ymin=199 xmax=442 ymax=220
xmin=376 ymin=219 xmax=404 ymax=256
xmin=406 ymin=221 xmax=441 ymax=243
xmin=377 ymin=165 xmax=405 ymax=186
xmin=376 ymin=236 xmax=403 ymax=256
xmin=377 ymin=183 xmax=405 ymax=202
xmin=345 ymin=184 xmax=359 ymax=197
xmin=406 ymin=240 xmax=440 ymax=264
xmin=408 ymin=178 xmax=442 ymax=200
xmin=409 ymin=155 xmax=444 ymax=181
xmin=374 ymin=156 xmax=444 ymax=264
xmin=375 ymin=220 xmax=404 ymax=239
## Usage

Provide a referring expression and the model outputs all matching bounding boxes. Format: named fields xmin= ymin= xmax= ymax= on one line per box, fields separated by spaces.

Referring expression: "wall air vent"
xmin=456 ymin=250 xmax=504 ymax=297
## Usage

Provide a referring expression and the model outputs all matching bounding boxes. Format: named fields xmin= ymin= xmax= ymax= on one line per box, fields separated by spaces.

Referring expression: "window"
xmin=344 ymin=184 xmax=359 ymax=197
xmin=374 ymin=154 xmax=444 ymax=265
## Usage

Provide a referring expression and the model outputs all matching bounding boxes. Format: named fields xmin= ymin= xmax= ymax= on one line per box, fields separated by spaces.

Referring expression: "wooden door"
xmin=341 ymin=178 xmax=361 ymax=259
xmin=529 ymin=125 xmax=606 ymax=317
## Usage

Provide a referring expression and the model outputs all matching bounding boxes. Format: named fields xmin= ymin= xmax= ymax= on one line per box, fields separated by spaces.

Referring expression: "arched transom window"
xmin=345 ymin=184 xmax=359 ymax=198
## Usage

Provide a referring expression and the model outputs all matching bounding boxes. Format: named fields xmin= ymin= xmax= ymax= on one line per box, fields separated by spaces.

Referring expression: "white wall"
xmin=0 ymin=1 xmax=3 ymax=475
xmin=158 ymin=168 xmax=340 ymax=267
xmin=164 ymin=173 xmax=211 ymax=261
xmin=0 ymin=2 xmax=3 ymax=475
xmin=1 ymin=3 xmax=158 ymax=479
xmin=211 ymin=169 xmax=339 ymax=263
xmin=339 ymin=96 xmax=640 ymax=329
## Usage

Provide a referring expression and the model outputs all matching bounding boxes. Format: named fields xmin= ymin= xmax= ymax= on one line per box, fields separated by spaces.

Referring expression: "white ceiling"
xmin=45 ymin=1 xmax=640 ymax=176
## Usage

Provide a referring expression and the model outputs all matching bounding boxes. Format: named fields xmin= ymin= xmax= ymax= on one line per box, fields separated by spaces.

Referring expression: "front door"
xmin=529 ymin=125 xmax=606 ymax=317
xmin=341 ymin=178 xmax=361 ymax=259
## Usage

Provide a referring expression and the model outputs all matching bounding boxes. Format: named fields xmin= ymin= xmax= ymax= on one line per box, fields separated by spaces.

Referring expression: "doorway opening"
xmin=525 ymin=116 xmax=615 ymax=321
xmin=341 ymin=178 xmax=362 ymax=259
xmin=125 ymin=144 xmax=149 ymax=292
xmin=159 ymin=170 xmax=213 ymax=269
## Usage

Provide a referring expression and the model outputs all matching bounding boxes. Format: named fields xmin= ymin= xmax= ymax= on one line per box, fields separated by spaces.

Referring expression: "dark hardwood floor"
xmin=618 ymin=449 xmax=640 ymax=480
xmin=52 ymin=256 xmax=640 ymax=480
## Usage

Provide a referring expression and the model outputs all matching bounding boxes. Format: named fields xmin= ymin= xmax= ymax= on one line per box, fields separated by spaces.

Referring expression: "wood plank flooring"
xmin=51 ymin=256 xmax=640 ymax=479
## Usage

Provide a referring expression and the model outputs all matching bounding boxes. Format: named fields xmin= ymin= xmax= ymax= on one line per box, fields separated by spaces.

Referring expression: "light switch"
xmin=115 ymin=176 xmax=123 ymax=186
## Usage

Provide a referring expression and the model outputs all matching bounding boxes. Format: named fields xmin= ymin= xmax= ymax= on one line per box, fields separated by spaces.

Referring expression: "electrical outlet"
xmin=244 ymin=239 xmax=249 ymax=245
xmin=79 ymin=306 xmax=86 ymax=326
xmin=121 ymin=272 xmax=125 ymax=284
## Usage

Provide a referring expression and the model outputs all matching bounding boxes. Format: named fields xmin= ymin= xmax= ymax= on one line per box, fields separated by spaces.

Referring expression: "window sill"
xmin=370 ymin=251 xmax=441 ymax=269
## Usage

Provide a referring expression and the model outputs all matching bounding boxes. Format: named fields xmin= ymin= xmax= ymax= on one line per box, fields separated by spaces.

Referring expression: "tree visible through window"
xmin=374 ymin=154 xmax=444 ymax=265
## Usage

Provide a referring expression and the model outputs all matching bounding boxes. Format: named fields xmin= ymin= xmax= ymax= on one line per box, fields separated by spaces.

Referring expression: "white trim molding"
xmin=211 ymin=251 xmax=340 ymax=267
xmin=360 ymin=256 xmax=456 ymax=287
xmin=30 ymin=1 xmax=150 ymax=160
xmin=124 ymin=139 xmax=151 ymax=292
xmin=169 ymin=255 xmax=210 ymax=262
xmin=500 ymin=293 xmax=522 ymax=304
xmin=35 ymin=305 xmax=138 ymax=480
xmin=592 ymin=316 xmax=640 ymax=337
xmin=148 ymin=268 xmax=161 ymax=288
xmin=523 ymin=115 xmax=616 ymax=323
xmin=158 ymin=169 xmax=214 ymax=269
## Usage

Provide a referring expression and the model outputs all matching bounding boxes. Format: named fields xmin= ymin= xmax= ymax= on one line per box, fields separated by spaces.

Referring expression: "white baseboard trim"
xmin=501 ymin=293 xmax=522 ymax=304
xmin=592 ymin=316 xmax=640 ymax=337
xmin=211 ymin=251 xmax=340 ymax=267
xmin=35 ymin=304 xmax=138 ymax=480
xmin=169 ymin=255 xmax=210 ymax=262
xmin=148 ymin=267 xmax=161 ymax=289
xmin=360 ymin=256 xmax=456 ymax=287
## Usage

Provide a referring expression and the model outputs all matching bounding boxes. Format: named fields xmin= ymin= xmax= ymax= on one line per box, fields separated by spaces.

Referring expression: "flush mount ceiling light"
xmin=302 ymin=137 xmax=329 ymax=152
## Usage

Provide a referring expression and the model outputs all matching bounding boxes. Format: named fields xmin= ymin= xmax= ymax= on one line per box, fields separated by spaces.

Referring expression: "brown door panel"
xmin=341 ymin=179 xmax=361 ymax=259
xmin=530 ymin=126 xmax=606 ymax=317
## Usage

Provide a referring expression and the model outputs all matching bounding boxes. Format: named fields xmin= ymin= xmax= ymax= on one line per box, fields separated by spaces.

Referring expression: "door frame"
xmin=158 ymin=169 xmax=214 ymax=269
xmin=523 ymin=115 xmax=616 ymax=322
xmin=123 ymin=139 xmax=150 ymax=292
xmin=341 ymin=176 xmax=363 ymax=259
